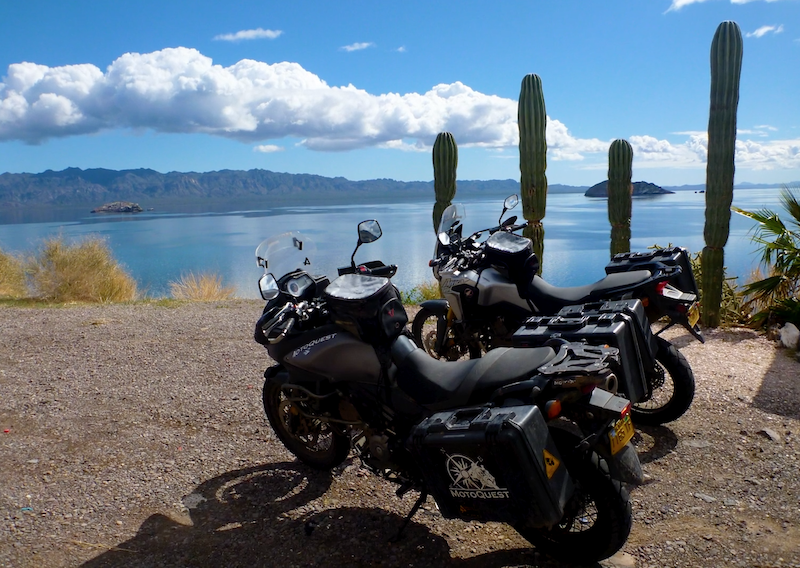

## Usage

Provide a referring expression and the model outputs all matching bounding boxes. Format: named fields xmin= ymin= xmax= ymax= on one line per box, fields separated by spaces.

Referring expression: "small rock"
xmin=601 ymin=551 xmax=637 ymax=567
xmin=759 ymin=428 xmax=782 ymax=443
xmin=779 ymin=323 xmax=799 ymax=349
xmin=694 ymin=492 xmax=717 ymax=503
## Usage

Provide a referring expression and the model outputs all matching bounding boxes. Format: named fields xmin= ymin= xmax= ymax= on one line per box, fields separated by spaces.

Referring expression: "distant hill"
xmin=585 ymin=180 xmax=674 ymax=197
xmin=0 ymin=167 xmax=588 ymax=207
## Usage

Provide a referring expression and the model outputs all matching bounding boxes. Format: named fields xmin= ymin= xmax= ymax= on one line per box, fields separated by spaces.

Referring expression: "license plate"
xmin=609 ymin=413 xmax=635 ymax=455
xmin=687 ymin=301 xmax=700 ymax=327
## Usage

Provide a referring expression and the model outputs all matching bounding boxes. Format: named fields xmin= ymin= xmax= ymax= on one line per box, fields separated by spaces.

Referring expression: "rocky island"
xmin=91 ymin=201 xmax=144 ymax=213
xmin=585 ymin=180 xmax=674 ymax=197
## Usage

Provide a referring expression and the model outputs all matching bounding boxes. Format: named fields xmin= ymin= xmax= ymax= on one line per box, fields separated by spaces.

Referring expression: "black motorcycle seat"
xmin=391 ymin=336 xmax=556 ymax=411
xmin=525 ymin=270 xmax=652 ymax=313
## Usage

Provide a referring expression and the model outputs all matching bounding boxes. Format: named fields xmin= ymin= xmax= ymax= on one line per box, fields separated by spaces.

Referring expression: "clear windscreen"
xmin=255 ymin=231 xmax=316 ymax=280
xmin=438 ymin=203 xmax=465 ymax=234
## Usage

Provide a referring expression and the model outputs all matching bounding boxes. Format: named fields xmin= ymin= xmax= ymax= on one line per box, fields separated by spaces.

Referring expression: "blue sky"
xmin=0 ymin=0 xmax=798 ymax=187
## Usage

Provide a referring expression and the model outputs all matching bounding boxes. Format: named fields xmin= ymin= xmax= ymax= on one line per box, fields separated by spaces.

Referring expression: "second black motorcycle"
xmin=412 ymin=195 xmax=698 ymax=426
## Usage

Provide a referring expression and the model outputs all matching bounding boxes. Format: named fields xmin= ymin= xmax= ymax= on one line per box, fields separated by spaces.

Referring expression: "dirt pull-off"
xmin=1 ymin=301 xmax=799 ymax=568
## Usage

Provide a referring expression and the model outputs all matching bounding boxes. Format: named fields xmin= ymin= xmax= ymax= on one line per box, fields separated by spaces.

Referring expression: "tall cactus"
xmin=701 ymin=21 xmax=743 ymax=327
xmin=518 ymin=74 xmax=548 ymax=273
xmin=432 ymin=132 xmax=458 ymax=232
xmin=608 ymin=139 xmax=634 ymax=257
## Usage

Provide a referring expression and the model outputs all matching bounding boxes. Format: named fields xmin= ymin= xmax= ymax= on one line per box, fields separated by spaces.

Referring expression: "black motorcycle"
xmin=412 ymin=195 xmax=698 ymax=426
xmin=253 ymin=220 xmax=642 ymax=563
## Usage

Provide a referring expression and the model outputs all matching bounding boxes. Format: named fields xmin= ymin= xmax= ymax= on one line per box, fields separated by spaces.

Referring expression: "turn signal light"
xmin=545 ymin=400 xmax=562 ymax=419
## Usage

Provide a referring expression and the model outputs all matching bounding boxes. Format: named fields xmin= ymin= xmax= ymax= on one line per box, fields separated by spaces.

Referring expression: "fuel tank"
xmin=280 ymin=324 xmax=382 ymax=384
xmin=477 ymin=268 xmax=530 ymax=311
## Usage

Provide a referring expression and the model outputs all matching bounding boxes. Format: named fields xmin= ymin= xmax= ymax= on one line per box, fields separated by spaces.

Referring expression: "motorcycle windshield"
xmin=438 ymin=203 xmax=465 ymax=234
xmin=255 ymin=231 xmax=316 ymax=280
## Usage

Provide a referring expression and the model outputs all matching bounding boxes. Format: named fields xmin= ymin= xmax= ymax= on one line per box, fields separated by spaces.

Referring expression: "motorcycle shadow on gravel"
xmin=79 ymin=460 xmax=601 ymax=568
xmin=632 ymin=424 xmax=679 ymax=465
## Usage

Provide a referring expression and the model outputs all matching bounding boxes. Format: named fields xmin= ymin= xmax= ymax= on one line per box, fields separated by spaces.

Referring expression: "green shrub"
xmin=0 ymin=247 xmax=27 ymax=298
xmin=27 ymin=235 xmax=138 ymax=303
xmin=687 ymin=247 xmax=745 ymax=327
xmin=169 ymin=271 xmax=236 ymax=301
xmin=732 ymin=185 xmax=800 ymax=328
xmin=401 ymin=280 xmax=441 ymax=305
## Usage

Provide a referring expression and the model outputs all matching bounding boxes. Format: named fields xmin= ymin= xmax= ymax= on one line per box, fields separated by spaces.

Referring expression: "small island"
xmin=584 ymin=181 xmax=674 ymax=198
xmin=91 ymin=201 xmax=144 ymax=213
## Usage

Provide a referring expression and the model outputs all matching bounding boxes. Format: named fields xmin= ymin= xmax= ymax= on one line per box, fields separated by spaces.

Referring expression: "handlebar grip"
xmin=368 ymin=264 xmax=397 ymax=277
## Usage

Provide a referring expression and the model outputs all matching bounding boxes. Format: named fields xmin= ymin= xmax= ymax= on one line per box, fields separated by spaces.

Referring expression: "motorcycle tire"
xmin=630 ymin=336 xmax=695 ymax=426
xmin=411 ymin=307 xmax=481 ymax=360
xmin=262 ymin=381 xmax=351 ymax=470
xmin=514 ymin=447 xmax=632 ymax=563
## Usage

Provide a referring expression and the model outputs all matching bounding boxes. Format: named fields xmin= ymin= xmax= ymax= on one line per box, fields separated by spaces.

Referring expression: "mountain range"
xmin=0 ymin=167 xmax=792 ymax=207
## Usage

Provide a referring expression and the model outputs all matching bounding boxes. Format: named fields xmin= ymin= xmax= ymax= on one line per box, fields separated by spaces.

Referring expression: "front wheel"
xmin=515 ymin=449 xmax=632 ymax=563
xmin=411 ymin=307 xmax=481 ymax=360
xmin=631 ymin=336 xmax=695 ymax=426
xmin=262 ymin=381 xmax=351 ymax=470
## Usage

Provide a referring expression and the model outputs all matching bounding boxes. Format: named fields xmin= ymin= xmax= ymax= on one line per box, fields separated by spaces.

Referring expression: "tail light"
xmin=655 ymin=281 xmax=668 ymax=295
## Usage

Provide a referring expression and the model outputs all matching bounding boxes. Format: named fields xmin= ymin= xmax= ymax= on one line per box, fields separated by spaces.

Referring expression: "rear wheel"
xmin=631 ymin=336 xmax=695 ymax=426
xmin=262 ymin=381 xmax=351 ymax=470
xmin=411 ymin=307 xmax=481 ymax=360
xmin=515 ymin=448 xmax=632 ymax=563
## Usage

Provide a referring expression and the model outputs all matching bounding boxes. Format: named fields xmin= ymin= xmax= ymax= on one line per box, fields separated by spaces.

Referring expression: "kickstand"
xmin=389 ymin=489 xmax=428 ymax=543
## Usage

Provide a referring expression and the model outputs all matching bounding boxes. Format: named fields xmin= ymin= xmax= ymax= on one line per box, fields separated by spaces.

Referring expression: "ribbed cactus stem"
xmin=523 ymin=223 xmax=545 ymax=271
xmin=702 ymin=20 xmax=743 ymax=327
xmin=518 ymin=73 xmax=548 ymax=274
xmin=432 ymin=132 xmax=458 ymax=232
xmin=608 ymin=139 xmax=633 ymax=257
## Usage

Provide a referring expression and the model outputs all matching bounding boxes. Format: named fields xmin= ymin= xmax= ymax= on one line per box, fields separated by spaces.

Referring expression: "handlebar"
xmin=338 ymin=260 xmax=397 ymax=278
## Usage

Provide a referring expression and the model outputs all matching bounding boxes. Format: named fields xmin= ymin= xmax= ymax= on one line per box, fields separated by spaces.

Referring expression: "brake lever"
xmin=269 ymin=315 xmax=296 ymax=344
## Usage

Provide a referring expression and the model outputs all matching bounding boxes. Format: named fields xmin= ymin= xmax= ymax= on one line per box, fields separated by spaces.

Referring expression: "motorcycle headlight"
xmin=285 ymin=273 xmax=314 ymax=298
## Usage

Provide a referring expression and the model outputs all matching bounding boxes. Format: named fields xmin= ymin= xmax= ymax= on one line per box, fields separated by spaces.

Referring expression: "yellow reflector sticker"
xmin=543 ymin=449 xmax=560 ymax=479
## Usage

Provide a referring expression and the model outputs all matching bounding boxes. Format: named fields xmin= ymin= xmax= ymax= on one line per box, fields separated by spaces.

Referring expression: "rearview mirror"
xmin=358 ymin=219 xmax=382 ymax=244
xmin=258 ymin=273 xmax=280 ymax=301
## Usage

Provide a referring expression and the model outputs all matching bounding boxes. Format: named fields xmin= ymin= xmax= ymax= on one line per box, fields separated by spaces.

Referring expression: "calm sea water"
xmin=0 ymin=189 xmax=785 ymax=299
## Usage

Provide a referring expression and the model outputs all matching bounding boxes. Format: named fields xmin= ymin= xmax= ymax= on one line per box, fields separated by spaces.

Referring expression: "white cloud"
xmin=213 ymin=28 xmax=283 ymax=41
xmin=340 ymin=42 xmax=375 ymax=52
xmin=1 ymin=46 xmax=798 ymax=175
xmin=253 ymin=144 xmax=283 ymax=153
xmin=746 ymin=24 xmax=784 ymax=38
xmin=396 ymin=46 xmax=407 ymax=53
xmin=628 ymin=132 xmax=800 ymax=172
xmin=666 ymin=0 xmax=711 ymax=12
xmin=667 ymin=0 xmax=783 ymax=11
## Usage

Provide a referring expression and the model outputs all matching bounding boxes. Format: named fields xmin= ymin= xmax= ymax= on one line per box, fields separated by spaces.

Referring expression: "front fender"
xmin=420 ymin=298 xmax=449 ymax=315
xmin=264 ymin=364 xmax=291 ymax=385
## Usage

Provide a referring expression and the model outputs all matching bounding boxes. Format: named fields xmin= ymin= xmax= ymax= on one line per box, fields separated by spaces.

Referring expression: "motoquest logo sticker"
xmin=445 ymin=453 xmax=509 ymax=499
xmin=292 ymin=333 xmax=337 ymax=358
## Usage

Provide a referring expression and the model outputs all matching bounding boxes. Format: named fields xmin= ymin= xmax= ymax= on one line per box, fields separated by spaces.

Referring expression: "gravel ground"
xmin=1 ymin=301 xmax=799 ymax=568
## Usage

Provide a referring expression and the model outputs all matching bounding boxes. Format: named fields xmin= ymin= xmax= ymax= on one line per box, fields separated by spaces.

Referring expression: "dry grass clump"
xmin=27 ymin=235 xmax=138 ymax=303
xmin=0 ymin=247 xmax=27 ymax=298
xmin=169 ymin=272 xmax=236 ymax=301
